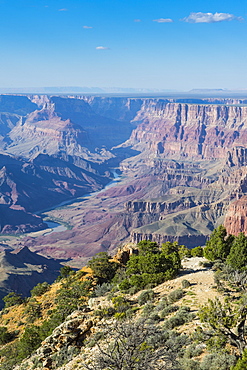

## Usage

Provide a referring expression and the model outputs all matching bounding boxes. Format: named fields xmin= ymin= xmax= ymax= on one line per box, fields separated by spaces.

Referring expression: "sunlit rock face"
xmin=127 ymin=101 xmax=247 ymax=160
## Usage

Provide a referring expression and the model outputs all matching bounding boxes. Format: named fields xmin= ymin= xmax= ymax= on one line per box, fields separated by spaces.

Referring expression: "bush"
xmin=138 ymin=290 xmax=155 ymax=305
xmin=56 ymin=266 xmax=75 ymax=281
xmin=232 ymin=348 xmax=247 ymax=369
xmin=24 ymin=299 xmax=42 ymax=323
xmin=55 ymin=279 xmax=92 ymax=320
xmin=160 ymin=305 xmax=179 ymax=318
xmin=163 ymin=306 xmax=194 ymax=329
xmin=178 ymin=245 xmax=192 ymax=259
xmin=199 ymin=352 xmax=237 ymax=370
xmin=181 ymin=279 xmax=191 ymax=288
xmin=17 ymin=326 xmax=42 ymax=360
xmin=168 ymin=288 xmax=184 ymax=303
xmin=128 ymin=286 xmax=140 ymax=295
xmin=88 ymin=252 xmax=118 ymax=282
xmin=112 ymin=296 xmax=131 ymax=315
xmin=83 ymin=318 xmax=188 ymax=370
xmin=142 ymin=303 xmax=155 ymax=318
xmin=0 ymin=327 xmax=14 ymax=345
xmin=154 ymin=296 xmax=169 ymax=312
xmin=94 ymin=307 xmax=116 ymax=318
xmin=147 ymin=313 xmax=160 ymax=323
xmin=30 ymin=282 xmax=50 ymax=297
xmin=122 ymin=241 xmax=181 ymax=291
xmin=3 ymin=292 xmax=24 ymax=308
xmin=226 ymin=233 xmax=247 ymax=271
xmin=93 ymin=283 xmax=113 ymax=297
xmin=191 ymin=246 xmax=203 ymax=257
xmin=204 ymin=225 xmax=233 ymax=262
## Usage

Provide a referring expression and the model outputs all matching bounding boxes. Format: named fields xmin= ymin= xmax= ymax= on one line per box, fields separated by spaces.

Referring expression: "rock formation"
xmin=0 ymin=95 xmax=247 ymax=261
xmin=224 ymin=195 xmax=247 ymax=235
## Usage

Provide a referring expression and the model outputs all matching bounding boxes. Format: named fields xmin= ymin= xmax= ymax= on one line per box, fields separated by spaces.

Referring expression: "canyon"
xmin=0 ymin=95 xmax=247 ymax=266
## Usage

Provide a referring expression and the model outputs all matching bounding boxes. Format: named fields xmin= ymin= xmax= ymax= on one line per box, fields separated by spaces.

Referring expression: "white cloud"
xmin=134 ymin=19 xmax=141 ymax=22
xmin=59 ymin=8 xmax=68 ymax=12
xmin=153 ymin=18 xmax=173 ymax=23
xmin=96 ymin=46 xmax=110 ymax=50
xmin=182 ymin=12 xmax=243 ymax=23
xmin=83 ymin=26 xmax=93 ymax=29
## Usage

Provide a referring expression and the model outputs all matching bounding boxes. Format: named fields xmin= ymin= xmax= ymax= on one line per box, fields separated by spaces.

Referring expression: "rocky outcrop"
xmin=14 ymin=311 xmax=94 ymax=370
xmin=224 ymin=195 xmax=247 ymax=236
xmin=112 ymin=244 xmax=139 ymax=265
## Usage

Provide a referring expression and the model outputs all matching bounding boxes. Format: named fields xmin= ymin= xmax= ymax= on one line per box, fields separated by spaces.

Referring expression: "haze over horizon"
xmin=0 ymin=0 xmax=246 ymax=91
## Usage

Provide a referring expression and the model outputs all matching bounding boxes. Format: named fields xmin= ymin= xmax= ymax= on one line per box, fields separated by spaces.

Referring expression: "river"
xmin=40 ymin=170 xmax=121 ymax=235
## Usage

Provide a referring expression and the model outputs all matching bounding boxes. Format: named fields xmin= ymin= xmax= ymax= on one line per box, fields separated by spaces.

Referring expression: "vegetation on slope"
xmin=1 ymin=232 xmax=247 ymax=369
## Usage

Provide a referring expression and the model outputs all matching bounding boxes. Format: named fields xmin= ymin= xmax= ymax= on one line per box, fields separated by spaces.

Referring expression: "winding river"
xmin=40 ymin=170 xmax=121 ymax=235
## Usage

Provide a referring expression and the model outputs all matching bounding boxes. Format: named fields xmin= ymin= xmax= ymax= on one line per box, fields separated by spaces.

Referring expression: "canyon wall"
xmin=127 ymin=101 xmax=247 ymax=161
xmin=0 ymin=95 xmax=247 ymax=258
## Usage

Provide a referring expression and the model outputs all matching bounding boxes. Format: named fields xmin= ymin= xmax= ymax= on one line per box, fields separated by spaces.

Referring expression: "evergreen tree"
xmin=226 ymin=232 xmax=247 ymax=271
xmin=204 ymin=225 xmax=233 ymax=262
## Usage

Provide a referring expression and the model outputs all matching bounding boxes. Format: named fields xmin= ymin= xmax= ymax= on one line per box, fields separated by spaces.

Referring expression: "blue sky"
xmin=0 ymin=0 xmax=246 ymax=90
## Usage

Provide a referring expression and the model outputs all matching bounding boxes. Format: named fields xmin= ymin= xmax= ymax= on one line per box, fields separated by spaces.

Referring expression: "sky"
xmin=0 ymin=0 xmax=246 ymax=91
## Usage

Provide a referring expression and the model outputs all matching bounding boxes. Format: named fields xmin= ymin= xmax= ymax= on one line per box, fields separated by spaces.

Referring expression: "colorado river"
xmin=40 ymin=170 xmax=121 ymax=235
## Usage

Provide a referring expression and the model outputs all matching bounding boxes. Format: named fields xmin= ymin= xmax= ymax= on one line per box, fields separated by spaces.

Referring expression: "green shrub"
xmin=138 ymin=290 xmax=155 ymax=305
xmin=122 ymin=241 xmax=181 ymax=291
xmin=147 ymin=313 xmax=160 ymax=322
xmin=94 ymin=307 xmax=116 ymax=318
xmin=168 ymin=288 xmax=184 ymax=303
xmin=226 ymin=233 xmax=247 ymax=271
xmin=178 ymin=245 xmax=192 ymax=259
xmin=163 ymin=306 xmax=194 ymax=329
xmin=199 ymin=352 xmax=237 ymax=370
xmin=55 ymin=279 xmax=92 ymax=320
xmin=154 ymin=297 xmax=169 ymax=312
xmin=3 ymin=292 xmax=24 ymax=308
xmin=0 ymin=327 xmax=14 ymax=345
xmin=56 ymin=266 xmax=75 ymax=281
xmin=181 ymin=279 xmax=191 ymax=288
xmin=160 ymin=305 xmax=179 ymax=318
xmin=128 ymin=286 xmax=140 ymax=295
xmin=119 ymin=279 xmax=132 ymax=291
xmin=30 ymin=282 xmax=50 ymax=297
xmin=112 ymin=296 xmax=131 ymax=315
xmin=232 ymin=348 xmax=247 ymax=369
xmin=191 ymin=246 xmax=204 ymax=257
xmin=17 ymin=326 xmax=41 ymax=360
xmin=24 ymin=299 xmax=42 ymax=323
xmin=142 ymin=303 xmax=155 ymax=318
xmin=88 ymin=252 xmax=118 ymax=282
xmin=93 ymin=283 xmax=113 ymax=297
xmin=204 ymin=225 xmax=233 ymax=262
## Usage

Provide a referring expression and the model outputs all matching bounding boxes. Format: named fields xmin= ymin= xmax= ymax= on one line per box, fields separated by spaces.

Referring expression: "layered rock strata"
xmin=1 ymin=95 xmax=247 ymax=258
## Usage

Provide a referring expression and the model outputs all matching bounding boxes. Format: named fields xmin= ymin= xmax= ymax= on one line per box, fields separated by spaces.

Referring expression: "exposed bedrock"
xmin=224 ymin=195 xmax=247 ymax=236
xmin=127 ymin=102 xmax=247 ymax=161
